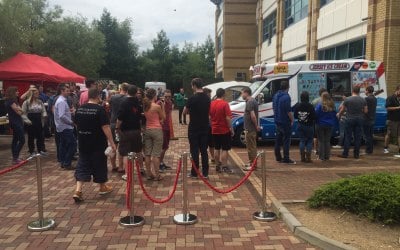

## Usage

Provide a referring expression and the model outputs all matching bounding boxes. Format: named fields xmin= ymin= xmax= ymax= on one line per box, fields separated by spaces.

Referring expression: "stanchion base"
xmin=173 ymin=214 xmax=198 ymax=225
xmin=253 ymin=211 xmax=277 ymax=222
xmin=27 ymin=218 xmax=56 ymax=232
xmin=119 ymin=216 xmax=145 ymax=227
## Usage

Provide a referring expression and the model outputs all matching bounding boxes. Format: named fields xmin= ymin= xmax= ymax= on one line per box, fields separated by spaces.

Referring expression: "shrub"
xmin=307 ymin=173 xmax=400 ymax=224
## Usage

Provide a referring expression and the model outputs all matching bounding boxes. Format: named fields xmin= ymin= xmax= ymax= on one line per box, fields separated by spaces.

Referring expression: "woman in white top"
xmin=22 ymin=87 xmax=47 ymax=156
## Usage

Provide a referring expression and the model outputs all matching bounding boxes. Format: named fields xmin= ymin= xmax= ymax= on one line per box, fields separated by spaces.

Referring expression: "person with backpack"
xmin=294 ymin=91 xmax=316 ymax=163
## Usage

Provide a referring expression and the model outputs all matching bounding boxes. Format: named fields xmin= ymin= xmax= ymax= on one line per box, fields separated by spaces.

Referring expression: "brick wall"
xmin=366 ymin=0 xmax=400 ymax=93
xmin=214 ymin=0 xmax=257 ymax=81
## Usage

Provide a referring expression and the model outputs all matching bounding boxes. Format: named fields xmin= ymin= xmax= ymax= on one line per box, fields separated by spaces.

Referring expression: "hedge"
xmin=307 ymin=173 xmax=400 ymax=224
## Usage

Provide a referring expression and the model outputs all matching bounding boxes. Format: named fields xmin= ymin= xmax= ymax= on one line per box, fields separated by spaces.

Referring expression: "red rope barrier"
xmin=190 ymin=156 xmax=259 ymax=194
xmin=135 ymin=160 xmax=182 ymax=204
xmin=126 ymin=160 xmax=132 ymax=210
xmin=0 ymin=160 xmax=30 ymax=176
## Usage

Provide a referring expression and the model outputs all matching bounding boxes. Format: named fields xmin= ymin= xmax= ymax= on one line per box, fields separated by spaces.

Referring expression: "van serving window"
xmin=327 ymin=72 xmax=351 ymax=100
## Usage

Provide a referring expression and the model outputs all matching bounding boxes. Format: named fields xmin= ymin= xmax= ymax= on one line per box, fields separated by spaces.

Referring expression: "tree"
xmin=35 ymin=16 xmax=106 ymax=78
xmin=136 ymin=31 xmax=216 ymax=93
xmin=95 ymin=9 xmax=139 ymax=82
xmin=198 ymin=35 xmax=216 ymax=81
xmin=0 ymin=0 xmax=62 ymax=60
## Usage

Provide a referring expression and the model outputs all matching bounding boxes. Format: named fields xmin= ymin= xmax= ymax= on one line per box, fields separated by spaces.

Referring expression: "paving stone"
xmin=0 ymin=111 xmax=315 ymax=249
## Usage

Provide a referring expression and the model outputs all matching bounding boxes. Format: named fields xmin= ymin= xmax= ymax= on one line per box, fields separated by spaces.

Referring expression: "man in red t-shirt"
xmin=209 ymin=88 xmax=234 ymax=173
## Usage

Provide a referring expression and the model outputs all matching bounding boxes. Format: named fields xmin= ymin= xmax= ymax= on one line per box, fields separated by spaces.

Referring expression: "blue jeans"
xmin=274 ymin=124 xmax=292 ymax=161
xmin=343 ymin=117 xmax=364 ymax=158
xmin=298 ymin=124 xmax=314 ymax=153
xmin=11 ymin=123 xmax=25 ymax=160
xmin=363 ymin=121 xmax=375 ymax=154
xmin=189 ymin=130 xmax=209 ymax=177
xmin=59 ymin=129 xmax=77 ymax=167
xmin=338 ymin=119 xmax=346 ymax=146
xmin=55 ymin=132 xmax=61 ymax=163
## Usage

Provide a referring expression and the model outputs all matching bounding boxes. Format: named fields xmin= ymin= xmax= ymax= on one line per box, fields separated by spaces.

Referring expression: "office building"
xmin=211 ymin=0 xmax=400 ymax=92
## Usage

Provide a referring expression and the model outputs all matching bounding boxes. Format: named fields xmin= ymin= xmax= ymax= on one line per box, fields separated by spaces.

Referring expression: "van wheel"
xmin=233 ymin=127 xmax=246 ymax=148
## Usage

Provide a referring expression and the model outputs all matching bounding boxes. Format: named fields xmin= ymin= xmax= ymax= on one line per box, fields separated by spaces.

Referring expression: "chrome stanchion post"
xmin=173 ymin=152 xmax=197 ymax=225
xmin=120 ymin=152 xmax=145 ymax=227
xmin=27 ymin=154 xmax=56 ymax=231
xmin=253 ymin=151 xmax=277 ymax=222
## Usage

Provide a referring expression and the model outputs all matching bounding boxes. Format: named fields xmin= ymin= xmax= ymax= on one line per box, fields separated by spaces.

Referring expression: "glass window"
xmin=320 ymin=0 xmax=333 ymax=8
xmin=349 ymin=39 xmax=365 ymax=59
xmin=224 ymin=86 xmax=249 ymax=102
xmin=335 ymin=44 xmax=348 ymax=60
xmin=325 ymin=47 xmax=335 ymax=60
xmin=318 ymin=50 xmax=324 ymax=60
xmin=285 ymin=0 xmax=308 ymax=28
xmin=327 ymin=72 xmax=351 ymax=100
xmin=217 ymin=34 xmax=223 ymax=54
xmin=263 ymin=11 xmax=277 ymax=44
xmin=259 ymin=79 xmax=284 ymax=103
xmin=318 ymin=38 xmax=366 ymax=60
xmin=236 ymin=81 xmax=264 ymax=102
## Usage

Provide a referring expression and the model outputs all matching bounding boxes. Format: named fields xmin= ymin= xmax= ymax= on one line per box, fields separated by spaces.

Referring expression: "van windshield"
xmin=235 ymin=81 xmax=264 ymax=102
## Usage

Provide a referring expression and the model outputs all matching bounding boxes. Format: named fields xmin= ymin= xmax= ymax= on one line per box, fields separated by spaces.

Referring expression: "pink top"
xmin=145 ymin=104 xmax=162 ymax=129
xmin=79 ymin=90 xmax=89 ymax=106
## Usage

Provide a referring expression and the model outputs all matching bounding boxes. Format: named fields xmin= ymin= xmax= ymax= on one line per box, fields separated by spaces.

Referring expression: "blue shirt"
xmin=273 ymin=90 xmax=291 ymax=126
xmin=54 ymin=96 xmax=74 ymax=132
xmin=315 ymin=103 xmax=337 ymax=127
xmin=39 ymin=92 xmax=49 ymax=103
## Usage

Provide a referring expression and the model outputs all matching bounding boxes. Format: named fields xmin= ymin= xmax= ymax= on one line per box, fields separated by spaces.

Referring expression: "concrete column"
xmin=307 ymin=0 xmax=320 ymax=60
xmin=275 ymin=0 xmax=284 ymax=62
xmin=366 ymin=0 xmax=400 ymax=92
xmin=214 ymin=8 xmax=220 ymax=78
xmin=256 ymin=0 xmax=263 ymax=64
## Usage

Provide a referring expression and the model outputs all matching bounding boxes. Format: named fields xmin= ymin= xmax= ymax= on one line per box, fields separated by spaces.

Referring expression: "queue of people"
xmin=3 ymin=79 xmax=400 ymax=202
xmin=266 ymin=83 xmax=400 ymax=165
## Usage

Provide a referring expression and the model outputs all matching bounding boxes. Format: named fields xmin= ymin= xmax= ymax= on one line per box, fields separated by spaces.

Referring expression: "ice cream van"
xmin=230 ymin=60 xmax=387 ymax=146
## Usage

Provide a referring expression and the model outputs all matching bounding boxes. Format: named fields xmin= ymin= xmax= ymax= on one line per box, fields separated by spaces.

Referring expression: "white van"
xmin=204 ymin=81 xmax=251 ymax=102
xmin=145 ymin=82 xmax=166 ymax=91
xmin=230 ymin=60 xmax=387 ymax=146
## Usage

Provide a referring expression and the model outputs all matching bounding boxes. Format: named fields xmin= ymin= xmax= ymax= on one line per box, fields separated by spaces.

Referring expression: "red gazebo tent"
xmin=0 ymin=52 xmax=85 ymax=94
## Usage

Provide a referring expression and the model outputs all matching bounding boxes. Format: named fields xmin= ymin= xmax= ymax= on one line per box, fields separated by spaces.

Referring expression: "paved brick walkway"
xmin=0 ymin=111 xmax=315 ymax=249
xmin=233 ymin=143 xmax=400 ymax=201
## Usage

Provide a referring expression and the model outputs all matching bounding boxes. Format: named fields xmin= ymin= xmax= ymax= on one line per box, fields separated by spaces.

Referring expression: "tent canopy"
xmin=0 ymin=52 xmax=85 ymax=83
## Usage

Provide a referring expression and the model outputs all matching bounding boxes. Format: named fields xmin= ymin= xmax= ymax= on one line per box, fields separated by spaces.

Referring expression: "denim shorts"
xmin=75 ymin=151 xmax=108 ymax=183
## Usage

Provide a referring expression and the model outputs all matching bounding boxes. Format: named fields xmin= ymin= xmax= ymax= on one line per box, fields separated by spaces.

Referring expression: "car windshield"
xmin=235 ymin=81 xmax=264 ymax=102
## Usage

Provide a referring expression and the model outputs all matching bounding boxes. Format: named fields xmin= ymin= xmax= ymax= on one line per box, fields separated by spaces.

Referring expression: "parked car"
xmin=204 ymin=81 xmax=251 ymax=102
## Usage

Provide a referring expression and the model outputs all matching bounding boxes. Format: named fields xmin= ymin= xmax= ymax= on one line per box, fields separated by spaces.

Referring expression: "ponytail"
xmin=143 ymin=88 xmax=157 ymax=112
xmin=143 ymin=97 xmax=152 ymax=112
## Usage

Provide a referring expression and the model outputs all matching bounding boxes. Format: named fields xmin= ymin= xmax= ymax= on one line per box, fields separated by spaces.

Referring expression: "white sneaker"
xmin=332 ymin=145 xmax=342 ymax=149
xmin=121 ymin=175 xmax=127 ymax=181
xmin=394 ymin=154 xmax=400 ymax=158
xmin=383 ymin=148 xmax=390 ymax=154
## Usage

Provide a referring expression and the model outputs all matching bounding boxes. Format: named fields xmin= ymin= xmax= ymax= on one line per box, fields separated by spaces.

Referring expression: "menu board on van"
xmin=298 ymin=73 xmax=327 ymax=101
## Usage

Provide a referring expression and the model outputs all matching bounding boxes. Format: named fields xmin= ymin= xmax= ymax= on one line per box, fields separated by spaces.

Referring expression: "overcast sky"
xmin=49 ymin=0 xmax=216 ymax=51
